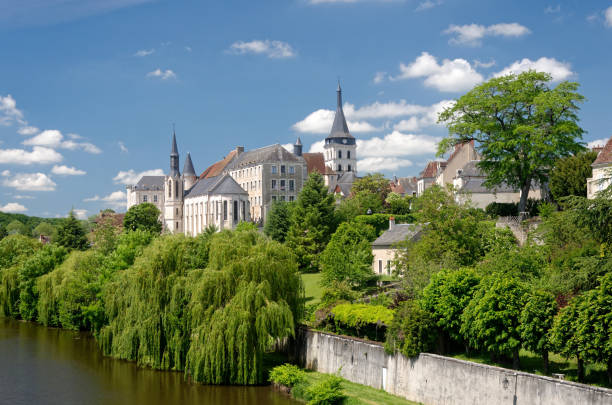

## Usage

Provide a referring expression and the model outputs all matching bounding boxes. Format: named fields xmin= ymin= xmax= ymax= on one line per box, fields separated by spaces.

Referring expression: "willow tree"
xmin=438 ymin=71 xmax=585 ymax=213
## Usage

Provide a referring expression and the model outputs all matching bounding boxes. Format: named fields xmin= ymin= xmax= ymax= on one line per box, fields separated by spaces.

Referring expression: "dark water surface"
xmin=0 ymin=318 xmax=298 ymax=405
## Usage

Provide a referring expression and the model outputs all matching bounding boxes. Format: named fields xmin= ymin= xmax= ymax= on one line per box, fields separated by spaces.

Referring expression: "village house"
xmin=587 ymin=136 xmax=612 ymax=199
xmin=371 ymin=217 xmax=421 ymax=275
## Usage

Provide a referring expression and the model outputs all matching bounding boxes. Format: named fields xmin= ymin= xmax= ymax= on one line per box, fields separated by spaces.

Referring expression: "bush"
xmin=385 ymin=300 xmax=436 ymax=358
xmin=305 ymin=374 xmax=345 ymax=405
xmin=330 ymin=303 xmax=394 ymax=341
xmin=269 ymin=364 xmax=306 ymax=387
xmin=485 ymin=202 xmax=518 ymax=217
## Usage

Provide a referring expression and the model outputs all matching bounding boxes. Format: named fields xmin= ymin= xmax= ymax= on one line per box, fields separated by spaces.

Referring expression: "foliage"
xmin=476 ymin=244 xmax=546 ymax=281
xmin=385 ymin=300 xmax=436 ymax=358
xmin=235 ymin=221 xmax=258 ymax=232
xmin=56 ymin=211 xmax=89 ymax=250
xmin=264 ymin=201 xmax=292 ymax=242
xmin=550 ymin=150 xmax=598 ymax=200
xmin=304 ymin=374 xmax=345 ymax=405
xmin=320 ymin=222 xmax=376 ymax=290
xmin=421 ymin=268 xmax=480 ymax=343
xmin=563 ymin=194 xmax=612 ymax=246
xmin=335 ymin=196 xmax=364 ymax=223
xmin=353 ymin=213 xmax=414 ymax=236
xmin=485 ymin=202 xmax=518 ymax=217
xmin=331 ymin=303 xmax=394 ymax=329
xmin=0 ymin=225 xmax=6 ymax=240
xmin=32 ymin=222 xmax=58 ymax=241
xmin=6 ymin=219 xmax=27 ymax=235
xmin=93 ymin=217 xmax=120 ymax=255
xmin=386 ymin=192 xmax=412 ymax=215
xmin=319 ymin=280 xmax=361 ymax=307
xmin=438 ymin=71 xmax=585 ymax=212
xmin=461 ymin=274 xmax=527 ymax=364
xmin=351 ymin=173 xmax=391 ymax=205
xmin=269 ymin=363 xmax=306 ymax=387
xmin=0 ymin=235 xmax=41 ymax=317
xmin=123 ymin=202 xmax=162 ymax=234
xmin=518 ymin=290 xmax=557 ymax=372
xmin=286 ymin=172 xmax=337 ymax=272
xmin=549 ymin=294 xmax=587 ymax=380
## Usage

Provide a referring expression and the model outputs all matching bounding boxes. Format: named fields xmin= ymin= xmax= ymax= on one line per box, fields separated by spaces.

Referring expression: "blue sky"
xmin=1 ymin=0 xmax=611 ymax=218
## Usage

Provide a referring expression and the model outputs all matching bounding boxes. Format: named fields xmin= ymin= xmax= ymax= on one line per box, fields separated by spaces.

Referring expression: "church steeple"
xmin=328 ymin=82 xmax=353 ymax=140
xmin=170 ymin=131 xmax=180 ymax=177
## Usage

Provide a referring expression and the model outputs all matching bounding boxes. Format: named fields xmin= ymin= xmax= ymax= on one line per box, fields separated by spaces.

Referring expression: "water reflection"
xmin=0 ymin=318 xmax=297 ymax=405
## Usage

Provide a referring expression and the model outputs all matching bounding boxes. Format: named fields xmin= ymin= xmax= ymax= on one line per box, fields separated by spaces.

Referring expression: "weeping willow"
xmin=0 ymin=235 xmax=41 ymax=318
xmin=99 ymin=230 xmax=303 ymax=385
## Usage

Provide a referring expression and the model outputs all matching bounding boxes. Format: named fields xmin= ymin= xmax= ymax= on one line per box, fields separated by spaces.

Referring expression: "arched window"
xmin=337 ymin=164 xmax=342 ymax=172
xmin=168 ymin=180 xmax=172 ymax=198
xmin=338 ymin=150 xmax=342 ymax=159
xmin=233 ymin=200 xmax=238 ymax=222
xmin=175 ymin=181 xmax=179 ymax=198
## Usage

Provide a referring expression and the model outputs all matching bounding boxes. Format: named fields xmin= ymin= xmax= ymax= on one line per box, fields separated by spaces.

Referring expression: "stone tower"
xmin=164 ymin=132 xmax=183 ymax=233
xmin=324 ymin=83 xmax=357 ymax=174
xmin=183 ymin=152 xmax=197 ymax=191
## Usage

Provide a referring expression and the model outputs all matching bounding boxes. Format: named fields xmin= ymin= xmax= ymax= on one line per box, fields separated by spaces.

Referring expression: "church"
xmin=126 ymin=84 xmax=358 ymax=234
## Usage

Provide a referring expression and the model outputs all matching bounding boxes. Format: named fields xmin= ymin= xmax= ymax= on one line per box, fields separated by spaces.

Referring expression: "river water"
xmin=0 ymin=318 xmax=299 ymax=405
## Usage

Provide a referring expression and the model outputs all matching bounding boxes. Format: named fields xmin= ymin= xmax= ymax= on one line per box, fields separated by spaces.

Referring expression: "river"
xmin=0 ymin=318 xmax=299 ymax=405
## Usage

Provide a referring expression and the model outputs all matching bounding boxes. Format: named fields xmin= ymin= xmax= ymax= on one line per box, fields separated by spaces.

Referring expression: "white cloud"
xmin=113 ymin=169 xmax=164 ymax=185
xmin=228 ymin=40 xmax=296 ymax=59
xmin=606 ymin=7 xmax=612 ymax=27
xmin=415 ymin=0 xmax=442 ymax=11
xmin=444 ymin=23 xmax=530 ymax=46
xmin=12 ymin=195 xmax=34 ymax=200
xmin=51 ymin=165 xmax=86 ymax=176
xmin=394 ymin=52 xmax=483 ymax=92
xmin=0 ymin=146 xmax=62 ymax=165
xmin=67 ymin=133 xmax=82 ymax=139
xmin=0 ymin=202 xmax=27 ymax=213
xmin=134 ymin=49 xmax=154 ymax=57
xmin=308 ymin=140 xmax=325 ymax=153
xmin=494 ymin=57 xmax=573 ymax=82
xmin=588 ymin=139 xmax=609 ymax=148
xmin=544 ymin=5 xmax=560 ymax=14
xmin=118 ymin=141 xmax=128 ymax=153
xmin=357 ymin=131 xmax=440 ymax=157
xmin=358 ymin=157 xmax=413 ymax=172
xmin=18 ymin=126 xmax=39 ymax=136
xmin=2 ymin=172 xmax=56 ymax=191
xmin=84 ymin=190 xmax=126 ymax=205
xmin=146 ymin=69 xmax=176 ymax=80
xmin=23 ymin=129 xmax=101 ymax=154
xmin=373 ymin=71 xmax=387 ymax=83
xmin=0 ymin=94 xmax=24 ymax=126
xmin=281 ymin=143 xmax=294 ymax=153
xmin=474 ymin=59 xmax=496 ymax=68
xmin=292 ymin=109 xmax=378 ymax=134
xmin=72 ymin=209 xmax=88 ymax=220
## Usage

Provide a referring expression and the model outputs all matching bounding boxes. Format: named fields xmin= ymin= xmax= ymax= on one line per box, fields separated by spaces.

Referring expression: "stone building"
xmin=435 ymin=141 xmax=480 ymax=187
xmin=587 ymin=136 xmax=612 ymax=199
xmin=371 ymin=218 xmax=421 ymax=275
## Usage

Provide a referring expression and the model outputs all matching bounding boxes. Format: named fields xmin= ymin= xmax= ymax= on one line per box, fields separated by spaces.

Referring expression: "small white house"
xmin=371 ymin=218 xmax=421 ymax=276
xmin=587 ymin=136 xmax=612 ymax=199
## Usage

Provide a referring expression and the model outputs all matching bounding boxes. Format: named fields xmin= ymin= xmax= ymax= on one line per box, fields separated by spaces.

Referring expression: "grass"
xmin=297 ymin=370 xmax=420 ymax=405
xmin=301 ymin=273 xmax=323 ymax=306
xmin=452 ymin=349 xmax=610 ymax=388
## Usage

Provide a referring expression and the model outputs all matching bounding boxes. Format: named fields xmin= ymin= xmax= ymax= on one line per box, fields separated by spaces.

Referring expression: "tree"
xmin=518 ymin=290 xmax=557 ymax=373
xmin=438 ymin=71 xmax=585 ymax=213
xmin=385 ymin=300 xmax=436 ymax=358
xmin=286 ymin=172 xmax=337 ymax=272
xmin=461 ymin=274 xmax=527 ymax=368
xmin=93 ymin=217 xmax=119 ymax=255
xmin=549 ymin=294 xmax=586 ymax=381
xmin=264 ymin=201 xmax=292 ymax=242
xmin=350 ymin=173 xmax=391 ymax=209
xmin=6 ymin=219 xmax=27 ymax=235
xmin=319 ymin=222 xmax=376 ymax=290
xmin=0 ymin=225 xmax=7 ymax=240
xmin=123 ymin=202 xmax=162 ymax=234
xmin=56 ymin=211 xmax=88 ymax=250
xmin=386 ymin=192 xmax=412 ymax=215
xmin=549 ymin=150 xmax=598 ymax=200
xmin=32 ymin=222 xmax=57 ymax=241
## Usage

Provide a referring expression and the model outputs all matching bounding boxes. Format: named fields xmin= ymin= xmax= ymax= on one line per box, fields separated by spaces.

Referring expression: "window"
xmin=280 ymin=196 xmax=286 ymax=201
xmin=175 ymin=181 xmax=179 ymax=198
xmin=386 ymin=260 xmax=391 ymax=275
xmin=281 ymin=165 xmax=286 ymax=174
xmin=378 ymin=260 xmax=382 ymax=274
xmin=289 ymin=179 xmax=294 ymax=191
xmin=176 ymin=221 xmax=178 ymax=229
xmin=289 ymin=196 xmax=295 ymax=202
xmin=143 ymin=195 xmax=148 ymax=202
xmin=337 ymin=164 xmax=342 ymax=172
xmin=153 ymin=195 xmax=158 ymax=203
xmin=233 ymin=200 xmax=238 ymax=222
xmin=347 ymin=151 xmax=351 ymax=159
xmin=280 ymin=179 xmax=285 ymax=190
xmin=289 ymin=166 xmax=295 ymax=174
xmin=271 ymin=166 xmax=277 ymax=174
xmin=223 ymin=201 xmax=228 ymax=221
xmin=347 ymin=164 xmax=352 ymax=172
xmin=242 ymin=201 xmax=246 ymax=219
xmin=168 ymin=181 xmax=172 ymax=197
xmin=338 ymin=150 xmax=342 ymax=159
xmin=272 ymin=179 xmax=277 ymax=189
xmin=175 ymin=208 xmax=179 ymax=215
xmin=272 ymin=196 xmax=277 ymax=201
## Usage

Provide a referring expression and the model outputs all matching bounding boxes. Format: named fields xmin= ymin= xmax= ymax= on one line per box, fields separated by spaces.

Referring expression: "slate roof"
xmin=593 ymin=136 xmax=612 ymax=166
xmin=372 ymin=223 xmax=422 ymax=247
xmin=132 ymin=176 xmax=165 ymax=190
xmin=391 ymin=176 xmax=418 ymax=196
xmin=185 ymin=174 xmax=247 ymax=198
xmin=227 ymin=144 xmax=301 ymax=169
xmin=200 ymin=149 xmax=240 ymax=179
xmin=329 ymin=171 xmax=356 ymax=196
xmin=183 ymin=152 xmax=196 ymax=177
xmin=303 ymin=153 xmax=326 ymax=174
xmin=327 ymin=83 xmax=354 ymax=140
xmin=455 ymin=161 xmax=516 ymax=194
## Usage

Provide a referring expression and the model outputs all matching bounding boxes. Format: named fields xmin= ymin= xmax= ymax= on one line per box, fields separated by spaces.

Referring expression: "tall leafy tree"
xmin=286 ymin=172 xmax=336 ymax=272
xmin=6 ymin=219 xmax=27 ymax=235
xmin=264 ymin=201 xmax=292 ymax=242
xmin=350 ymin=173 xmax=391 ymax=207
xmin=438 ymin=71 xmax=585 ymax=212
xmin=32 ymin=222 xmax=58 ymax=241
xmin=123 ymin=202 xmax=162 ymax=234
xmin=549 ymin=150 xmax=598 ymax=200
xmin=56 ymin=211 xmax=89 ymax=250
xmin=518 ymin=290 xmax=557 ymax=373
xmin=549 ymin=294 xmax=587 ymax=381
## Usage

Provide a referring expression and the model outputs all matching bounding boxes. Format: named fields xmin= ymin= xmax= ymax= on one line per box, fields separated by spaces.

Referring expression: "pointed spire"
xmin=328 ymin=81 xmax=353 ymax=139
xmin=171 ymin=130 xmax=178 ymax=156
xmin=295 ymin=137 xmax=302 ymax=146
xmin=170 ymin=130 xmax=180 ymax=177
xmin=183 ymin=152 xmax=196 ymax=177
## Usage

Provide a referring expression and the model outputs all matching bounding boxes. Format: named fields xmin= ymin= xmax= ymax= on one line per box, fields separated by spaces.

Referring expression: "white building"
xmin=587 ymin=136 xmax=612 ymax=199
xmin=371 ymin=218 xmax=421 ymax=275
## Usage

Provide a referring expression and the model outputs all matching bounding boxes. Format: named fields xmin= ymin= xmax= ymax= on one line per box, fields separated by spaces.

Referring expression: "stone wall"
xmin=296 ymin=328 xmax=612 ymax=405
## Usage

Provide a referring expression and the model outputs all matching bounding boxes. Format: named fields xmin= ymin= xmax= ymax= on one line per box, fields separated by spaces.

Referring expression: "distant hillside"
xmin=0 ymin=212 xmax=65 ymax=234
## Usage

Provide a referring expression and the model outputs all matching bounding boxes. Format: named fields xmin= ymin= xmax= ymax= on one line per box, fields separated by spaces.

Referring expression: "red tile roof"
xmin=420 ymin=161 xmax=447 ymax=179
xmin=593 ymin=136 xmax=612 ymax=166
xmin=200 ymin=149 xmax=239 ymax=179
xmin=390 ymin=182 xmax=405 ymax=194
xmin=303 ymin=153 xmax=326 ymax=174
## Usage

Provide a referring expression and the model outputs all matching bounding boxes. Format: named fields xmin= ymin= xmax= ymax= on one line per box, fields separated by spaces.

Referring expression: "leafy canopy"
xmin=56 ymin=211 xmax=88 ymax=250
xmin=123 ymin=202 xmax=162 ymax=234
xmin=549 ymin=150 xmax=597 ymax=200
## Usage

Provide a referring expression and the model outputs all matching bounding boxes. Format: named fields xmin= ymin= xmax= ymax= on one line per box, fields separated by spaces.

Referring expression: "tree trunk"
xmin=577 ymin=356 xmax=584 ymax=382
xmin=518 ymin=181 xmax=531 ymax=214
xmin=543 ymin=351 xmax=549 ymax=375
xmin=512 ymin=349 xmax=520 ymax=370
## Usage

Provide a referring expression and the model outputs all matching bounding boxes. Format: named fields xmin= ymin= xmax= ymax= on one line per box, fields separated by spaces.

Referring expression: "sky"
xmin=1 ymin=0 xmax=612 ymax=218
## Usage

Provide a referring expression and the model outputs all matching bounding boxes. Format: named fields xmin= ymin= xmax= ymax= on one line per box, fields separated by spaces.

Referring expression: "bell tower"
xmin=164 ymin=131 xmax=183 ymax=233
xmin=324 ymin=82 xmax=357 ymax=174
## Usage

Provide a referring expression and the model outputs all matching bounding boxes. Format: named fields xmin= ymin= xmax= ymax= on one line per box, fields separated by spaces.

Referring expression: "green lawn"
xmin=299 ymin=370 xmax=420 ymax=405
xmin=301 ymin=273 xmax=323 ymax=306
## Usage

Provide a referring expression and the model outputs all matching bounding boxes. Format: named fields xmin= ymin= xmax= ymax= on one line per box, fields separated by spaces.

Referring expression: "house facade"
xmin=371 ymin=218 xmax=421 ymax=275
xmin=587 ymin=136 xmax=612 ymax=199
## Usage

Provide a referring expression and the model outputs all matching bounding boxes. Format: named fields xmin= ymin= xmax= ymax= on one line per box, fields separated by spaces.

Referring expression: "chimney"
xmin=236 ymin=146 xmax=244 ymax=155
xmin=389 ymin=216 xmax=395 ymax=230
xmin=293 ymin=137 xmax=303 ymax=157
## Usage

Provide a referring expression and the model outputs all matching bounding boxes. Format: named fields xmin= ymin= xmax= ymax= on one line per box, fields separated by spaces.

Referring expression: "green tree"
xmin=351 ymin=173 xmax=391 ymax=202
xmin=32 ymin=222 xmax=57 ymax=241
xmin=319 ymin=222 xmax=376 ymax=291
xmin=123 ymin=203 xmax=162 ymax=234
xmin=386 ymin=192 xmax=412 ymax=215
xmin=6 ymin=219 xmax=27 ymax=235
xmin=549 ymin=294 xmax=586 ymax=381
xmin=56 ymin=211 xmax=89 ymax=250
xmin=93 ymin=217 xmax=119 ymax=255
xmin=461 ymin=274 xmax=527 ymax=368
xmin=264 ymin=201 xmax=292 ymax=242
xmin=549 ymin=150 xmax=598 ymax=200
xmin=0 ymin=225 xmax=7 ymax=240
xmin=385 ymin=300 xmax=436 ymax=358
xmin=438 ymin=71 xmax=585 ymax=212
xmin=286 ymin=172 xmax=336 ymax=272
xmin=518 ymin=290 xmax=557 ymax=373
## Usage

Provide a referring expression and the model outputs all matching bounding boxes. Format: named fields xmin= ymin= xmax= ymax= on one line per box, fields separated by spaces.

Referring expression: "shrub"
xmin=385 ymin=300 xmax=436 ymax=357
xmin=485 ymin=202 xmax=518 ymax=217
xmin=305 ymin=374 xmax=345 ymax=405
xmin=330 ymin=303 xmax=394 ymax=341
xmin=269 ymin=364 xmax=305 ymax=387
